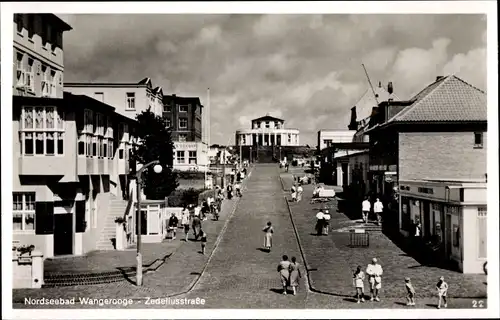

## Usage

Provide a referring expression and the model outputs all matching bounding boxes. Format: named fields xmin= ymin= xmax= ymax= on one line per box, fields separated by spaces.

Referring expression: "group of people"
xmin=353 ymin=258 xmax=450 ymax=308
xmin=314 ymin=208 xmax=332 ymax=235
xmin=290 ymin=183 xmax=304 ymax=202
xmin=361 ymin=197 xmax=384 ymax=225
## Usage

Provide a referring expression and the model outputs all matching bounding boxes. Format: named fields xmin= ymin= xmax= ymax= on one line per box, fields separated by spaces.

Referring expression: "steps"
xmin=95 ymin=199 xmax=129 ymax=251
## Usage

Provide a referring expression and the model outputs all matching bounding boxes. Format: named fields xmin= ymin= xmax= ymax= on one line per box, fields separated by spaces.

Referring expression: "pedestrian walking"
xmin=277 ymin=255 xmax=291 ymax=295
xmin=323 ymin=210 xmax=331 ymax=235
xmin=436 ymin=276 xmax=449 ymax=309
xmin=200 ymin=229 xmax=207 ymax=255
xmin=289 ymin=257 xmax=302 ymax=295
xmin=296 ymin=185 xmax=303 ymax=202
xmin=291 ymin=184 xmax=297 ymax=202
xmin=353 ymin=266 xmax=366 ymax=303
xmin=167 ymin=213 xmax=179 ymax=240
xmin=262 ymin=221 xmax=274 ymax=252
xmin=192 ymin=214 xmax=202 ymax=240
xmin=362 ymin=197 xmax=371 ymax=223
xmin=315 ymin=209 xmax=325 ymax=236
xmin=227 ymin=184 xmax=233 ymax=200
xmin=235 ymin=182 xmax=242 ymax=197
xmin=374 ymin=198 xmax=384 ymax=225
xmin=366 ymin=258 xmax=383 ymax=301
xmin=180 ymin=208 xmax=191 ymax=242
xmin=405 ymin=277 xmax=416 ymax=306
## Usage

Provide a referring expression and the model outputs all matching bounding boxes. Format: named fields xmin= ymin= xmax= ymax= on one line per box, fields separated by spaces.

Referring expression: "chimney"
xmin=387 ymin=82 xmax=393 ymax=94
xmin=436 ymin=76 xmax=444 ymax=82
xmin=378 ymin=81 xmax=382 ymax=88
xmin=348 ymin=106 xmax=358 ymax=130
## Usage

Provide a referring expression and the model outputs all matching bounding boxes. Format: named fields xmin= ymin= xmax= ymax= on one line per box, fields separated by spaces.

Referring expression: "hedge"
xmin=174 ymin=171 xmax=212 ymax=180
xmin=166 ymin=188 xmax=217 ymax=207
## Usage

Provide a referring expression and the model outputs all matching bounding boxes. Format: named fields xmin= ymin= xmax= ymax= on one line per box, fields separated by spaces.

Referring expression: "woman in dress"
xmin=353 ymin=265 xmax=365 ymax=303
xmin=289 ymin=257 xmax=302 ymax=295
xmin=277 ymin=255 xmax=291 ymax=295
xmin=262 ymin=221 xmax=274 ymax=252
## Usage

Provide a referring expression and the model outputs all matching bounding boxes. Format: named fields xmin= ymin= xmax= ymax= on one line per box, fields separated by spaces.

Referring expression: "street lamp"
xmin=136 ymin=160 xmax=162 ymax=286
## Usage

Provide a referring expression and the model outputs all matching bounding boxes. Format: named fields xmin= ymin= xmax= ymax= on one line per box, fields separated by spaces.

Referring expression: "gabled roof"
xmin=138 ymin=77 xmax=153 ymax=89
xmin=387 ymin=75 xmax=487 ymax=123
xmin=252 ymin=114 xmax=284 ymax=122
xmin=153 ymin=86 xmax=163 ymax=95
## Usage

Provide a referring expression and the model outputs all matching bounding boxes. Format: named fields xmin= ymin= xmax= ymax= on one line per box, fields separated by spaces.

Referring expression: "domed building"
xmin=235 ymin=114 xmax=301 ymax=163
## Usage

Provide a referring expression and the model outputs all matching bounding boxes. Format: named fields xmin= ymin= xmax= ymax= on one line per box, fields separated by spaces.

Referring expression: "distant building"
xmin=317 ymin=130 xmax=355 ymax=151
xmin=235 ymin=114 xmax=300 ymax=147
xmin=65 ymin=77 xmax=164 ymax=119
xmin=162 ymin=94 xmax=208 ymax=172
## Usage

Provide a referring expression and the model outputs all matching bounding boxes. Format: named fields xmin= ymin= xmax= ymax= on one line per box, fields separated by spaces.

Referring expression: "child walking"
xmin=200 ymin=229 xmax=207 ymax=255
xmin=436 ymin=276 xmax=448 ymax=309
xmin=405 ymin=277 xmax=416 ymax=306
xmin=353 ymin=266 xmax=365 ymax=303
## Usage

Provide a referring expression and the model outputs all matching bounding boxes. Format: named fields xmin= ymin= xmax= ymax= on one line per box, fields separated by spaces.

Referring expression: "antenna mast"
xmin=362 ymin=63 xmax=379 ymax=105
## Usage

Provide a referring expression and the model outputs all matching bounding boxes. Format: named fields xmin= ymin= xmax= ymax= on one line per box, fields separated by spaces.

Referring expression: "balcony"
xmin=17 ymin=155 xmax=72 ymax=177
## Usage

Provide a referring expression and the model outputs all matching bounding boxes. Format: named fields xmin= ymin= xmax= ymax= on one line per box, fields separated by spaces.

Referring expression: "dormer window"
xmin=265 ymin=121 xmax=270 ymax=128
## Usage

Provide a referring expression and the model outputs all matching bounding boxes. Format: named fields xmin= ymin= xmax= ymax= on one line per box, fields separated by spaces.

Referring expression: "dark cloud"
xmin=58 ymin=14 xmax=486 ymax=145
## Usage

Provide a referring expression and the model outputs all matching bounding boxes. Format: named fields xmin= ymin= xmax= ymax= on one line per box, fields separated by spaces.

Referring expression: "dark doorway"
xmin=423 ymin=201 xmax=431 ymax=239
xmin=54 ymin=213 xmax=73 ymax=256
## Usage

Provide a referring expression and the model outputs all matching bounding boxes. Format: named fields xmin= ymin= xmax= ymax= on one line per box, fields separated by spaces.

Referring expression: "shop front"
xmin=136 ymin=201 xmax=184 ymax=243
xmin=399 ymin=179 xmax=487 ymax=274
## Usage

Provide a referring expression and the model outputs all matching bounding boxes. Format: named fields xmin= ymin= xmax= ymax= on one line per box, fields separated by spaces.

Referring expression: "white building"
xmin=317 ymin=130 xmax=356 ymax=151
xmin=235 ymin=114 xmax=300 ymax=147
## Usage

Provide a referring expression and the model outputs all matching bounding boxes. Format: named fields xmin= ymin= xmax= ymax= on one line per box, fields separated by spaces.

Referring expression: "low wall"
xmin=12 ymin=250 xmax=44 ymax=289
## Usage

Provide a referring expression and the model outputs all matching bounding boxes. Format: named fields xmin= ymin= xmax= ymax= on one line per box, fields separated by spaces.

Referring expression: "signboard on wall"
xmin=369 ymin=164 xmax=388 ymax=171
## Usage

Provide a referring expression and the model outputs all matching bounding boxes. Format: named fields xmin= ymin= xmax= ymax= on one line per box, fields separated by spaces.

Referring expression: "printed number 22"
xmin=473 ymin=300 xmax=484 ymax=308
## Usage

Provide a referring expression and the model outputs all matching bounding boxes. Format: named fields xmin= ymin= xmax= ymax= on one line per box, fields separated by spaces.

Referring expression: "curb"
xmin=279 ymin=174 xmax=487 ymax=300
xmin=129 ymin=165 xmax=255 ymax=301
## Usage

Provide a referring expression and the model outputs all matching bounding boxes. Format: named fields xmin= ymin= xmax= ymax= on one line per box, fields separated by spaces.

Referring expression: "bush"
xmin=167 ymin=188 xmax=205 ymax=207
xmin=175 ymin=171 xmax=208 ymax=180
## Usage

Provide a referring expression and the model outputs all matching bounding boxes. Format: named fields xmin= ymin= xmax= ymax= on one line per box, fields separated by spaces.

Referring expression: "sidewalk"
xmin=13 ymin=170 xmax=251 ymax=303
xmin=281 ymin=171 xmax=487 ymax=299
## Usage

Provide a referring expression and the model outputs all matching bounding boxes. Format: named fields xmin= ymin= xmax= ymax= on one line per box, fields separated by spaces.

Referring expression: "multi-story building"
xmin=12 ymin=14 xmax=142 ymax=258
xmin=236 ymin=114 xmax=300 ymax=147
xmin=366 ymin=75 xmax=487 ymax=273
xmin=162 ymin=94 xmax=209 ymax=172
xmin=64 ymin=77 xmax=164 ymax=120
xmin=317 ymin=130 xmax=355 ymax=151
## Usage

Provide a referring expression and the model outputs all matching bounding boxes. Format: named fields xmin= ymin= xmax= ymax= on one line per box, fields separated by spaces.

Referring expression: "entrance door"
xmin=54 ymin=213 xmax=73 ymax=255
xmin=445 ymin=214 xmax=452 ymax=258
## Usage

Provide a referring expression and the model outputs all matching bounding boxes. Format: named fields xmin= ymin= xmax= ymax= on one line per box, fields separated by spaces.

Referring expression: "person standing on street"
xmin=362 ymin=197 xmax=371 ymax=223
xmin=192 ymin=214 xmax=202 ymax=240
xmin=374 ymin=198 xmax=384 ymax=226
xmin=405 ymin=277 xmax=416 ymax=306
xmin=366 ymin=258 xmax=383 ymax=301
xmin=200 ymin=229 xmax=207 ymax=255
xmin=262 ymin=221 xmax=274 ymax=252
xmin=289 ymin=257 xmax=302 ymax=295
xmin=315 ymin=209 xmax=325 ymax=236
xmin=291 ymin=184 xmax=297 ymax=202
xmin=167 ymin=213 xmax=179 ymax=240
xmin=297 ymin=185 xmax=304 ymax=202
xmin=235 ymin=181 xmax=242 ymax=197
xmin=436 ymin=276 xmax=448 ymax=309
xmin=277 ymin=255 xmax=291 ymax=295
xmin=353 ymin=265 xmax=366 ymax=303
xmin=323 ymin=210 xmax=331 ymax=235
xmin=180 ymin=208 xmax=191 ymax=242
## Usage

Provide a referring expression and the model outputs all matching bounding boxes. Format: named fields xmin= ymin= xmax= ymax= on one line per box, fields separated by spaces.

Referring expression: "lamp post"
xmin=136 ymin=160 xmax=163 ymax=286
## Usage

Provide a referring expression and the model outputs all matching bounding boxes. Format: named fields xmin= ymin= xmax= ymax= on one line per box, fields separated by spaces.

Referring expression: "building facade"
xmin=317 ymin=130 xmax=355 ymax=151
xmin=399 ymin=179 xmax=487 ymax=274
xmin=235 ymin=114 xmax=300 ymax=147
xmin=12 ymin=14 xmax=144 ymax=258
xmin=162 ymin=94 xmax=208 ymax=173
xmin=64 ymin=77 xmax=164 ymax=120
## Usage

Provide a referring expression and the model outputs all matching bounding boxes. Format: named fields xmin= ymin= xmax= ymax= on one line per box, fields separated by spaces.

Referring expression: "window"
xmin=15 ymin=53 xmax=26 ymax=89
xmin=478 ymin=207 xmax=487 ymax=259
xmin=13 ymin=192 xmax=35 ymax=232
xmin=94 ymin=92 xmax=104 ymax=102
xmin=126 ymin=92 xmax=135 ymax=110
xmin=105 ymin=116 xmax=114 ymax=159
xmin=288 ymin=134 xmax=292 ymax=143
xmin=179 ymin=105 xmax=188 ymax=113
xmin=50 ymin=70 xmax=57 ymax=97
xmin=265 ymin=121 xmax=270 ymax=128
xmin=165 ymin=118 xmax=171 ymax=128
xmin=474 ymin=132 xmax=483 ymax=148
xmin=20 ymin=107 xmax=64 ymax=156
xmin=25 ymin=58 xmax=34 ymax=92
xmin=164 ymin=104 xmax=172 ymax=112
xmin=179 ymin=118 xmax=188 ymax=129
xmin=176 ymin=151 xmax=185 ymax=164
xmin=324 ymin=139 xmax=332 ymax=147
xmin=275 ymin=122 xmax=281 ymax=129
xmin=41 ymin=66 xmax=50 ymax=96
xmin=179 ymin=134 xmax=187 ymax=142
xmin=189 ymin=151 xmax=197 ymax=164
xmin=79 ymin=109 xmax=95 ymax=157
xmin=119 ymin=149 xmax=124 ymax=159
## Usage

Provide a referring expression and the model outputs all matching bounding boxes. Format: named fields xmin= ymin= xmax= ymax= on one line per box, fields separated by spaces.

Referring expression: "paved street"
xmin=13 ymin=164 xmax=487 ymax=309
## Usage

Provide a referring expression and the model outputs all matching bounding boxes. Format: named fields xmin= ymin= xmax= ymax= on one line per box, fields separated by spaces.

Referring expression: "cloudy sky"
xmin=58 ymin=14 xmax=487 ymax=146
